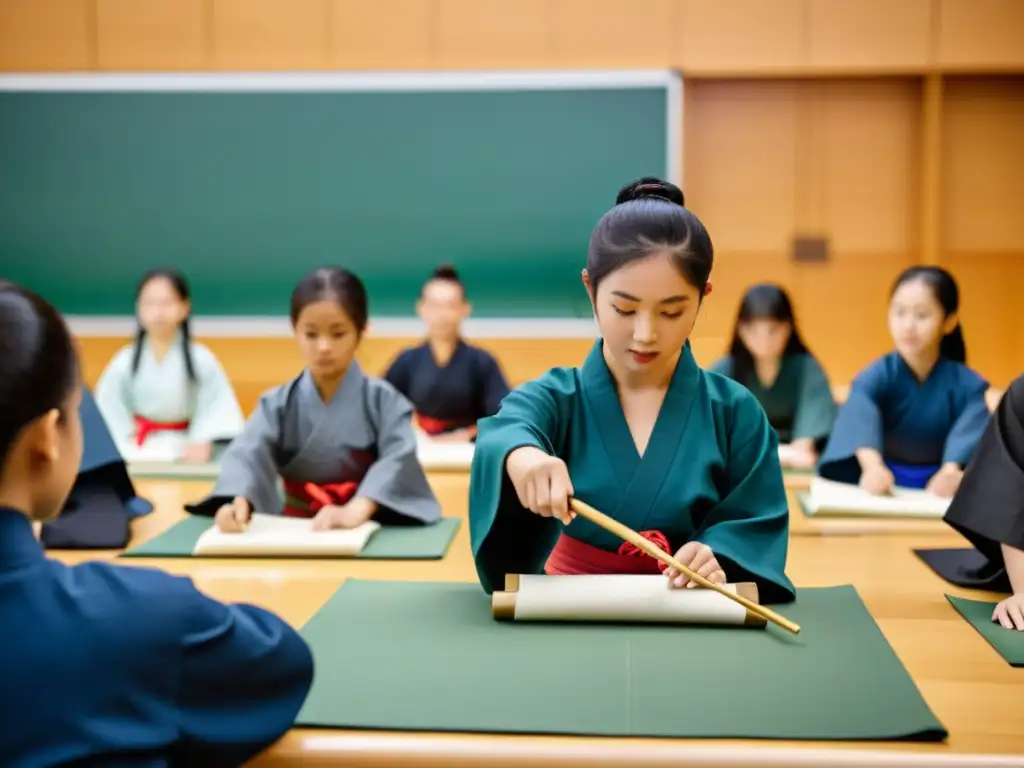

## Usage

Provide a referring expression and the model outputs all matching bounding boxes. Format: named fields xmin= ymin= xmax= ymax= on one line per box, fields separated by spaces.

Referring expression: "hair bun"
xmin=616 ymin=177 xmax=685 ymax=208
xmin=432 ymin=263 xmax=461 ymax=281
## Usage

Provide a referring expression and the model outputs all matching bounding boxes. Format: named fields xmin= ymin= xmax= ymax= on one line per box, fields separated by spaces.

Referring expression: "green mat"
xmin=946 ymin=595 xmax=1024 ymax=667
xmin=295 ymin=580 xmax=947 ymax=741
xmin=119 ymin=516 xmax=461 ymax=560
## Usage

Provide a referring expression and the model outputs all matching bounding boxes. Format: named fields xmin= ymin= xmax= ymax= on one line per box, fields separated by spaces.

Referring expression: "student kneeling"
xmin=0 ymin=280 xmax=313 ymax=767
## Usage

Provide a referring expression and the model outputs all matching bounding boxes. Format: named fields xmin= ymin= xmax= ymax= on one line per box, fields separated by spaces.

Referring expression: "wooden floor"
xmin=45 ymin=472 xmax=1024 ymax=767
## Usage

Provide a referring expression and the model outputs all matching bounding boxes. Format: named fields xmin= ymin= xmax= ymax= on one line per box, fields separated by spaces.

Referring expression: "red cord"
xmin=617 ymin=530 xmax=672 ymax=573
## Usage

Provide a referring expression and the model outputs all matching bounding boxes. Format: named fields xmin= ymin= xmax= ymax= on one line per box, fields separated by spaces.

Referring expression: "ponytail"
xmin=180 ymin=316 xmax=197 ymax=382
xmin=940 ymin=323 xmax=967 ymax=364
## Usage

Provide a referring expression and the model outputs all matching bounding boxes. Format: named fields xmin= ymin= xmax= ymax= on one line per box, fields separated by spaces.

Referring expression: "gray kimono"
xmin=186 ymin=362 xmax=441 ymax=525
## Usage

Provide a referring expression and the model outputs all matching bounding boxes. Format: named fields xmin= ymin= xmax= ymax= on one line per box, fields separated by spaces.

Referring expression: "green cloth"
xmin=295 ymin=580 xmax=946 ymax=741
xmin=119 ymin=516 xmax=461 ymax=560
xmin=946 ymin=595 xmax=1024 ymax=666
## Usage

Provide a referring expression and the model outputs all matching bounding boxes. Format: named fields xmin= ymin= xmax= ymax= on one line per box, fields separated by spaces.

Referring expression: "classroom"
xmin=1 ymin=1 xmax=1023 ymax=766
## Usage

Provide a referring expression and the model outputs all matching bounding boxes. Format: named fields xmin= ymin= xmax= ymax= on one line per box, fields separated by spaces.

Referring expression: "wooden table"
xmin=48 ymin=475 xmax=1024 ymax=767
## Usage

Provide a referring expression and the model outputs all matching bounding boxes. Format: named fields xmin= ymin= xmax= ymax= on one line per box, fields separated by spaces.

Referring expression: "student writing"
xmin=188 ymin=267 xmax=442 ymax=532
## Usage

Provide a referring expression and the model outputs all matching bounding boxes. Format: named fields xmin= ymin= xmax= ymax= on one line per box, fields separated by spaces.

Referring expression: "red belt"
xmin=415 ymin=413 xmax=476 ymax=437
xmin=133 ymin=415 xmax=189 ymax=447
xmin=281 ymin=479 xmax=357 ymax=518
xmin=544 ymin=529 xmax=672 ymax=575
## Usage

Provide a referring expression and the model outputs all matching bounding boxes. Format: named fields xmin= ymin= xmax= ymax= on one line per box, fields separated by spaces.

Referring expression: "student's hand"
xmin=781 ymin=442 xmax=817 ymax=470
xmin=311 ymin=498 xmax=377 ymax=531
xmin=665 ymin=541 xmax=726 ymax=589
xmin=859 ymin=465 xmax=894 ymax=496
xmin=992 ymin=593 xmax=1024 ymax=631
xmin=180 ymin=442 xmax=212 ymax=462
xmin=506 ymin=446 xmax=577 ymax=524
xmin=215 ymin=496 xmax=251 ymax=533
xmin=925 ymin=464 xmax=963 ymax=499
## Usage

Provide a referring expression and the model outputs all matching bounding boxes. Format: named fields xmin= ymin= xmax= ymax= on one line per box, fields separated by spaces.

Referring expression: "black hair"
xmin=131 ymin=268 xmax=195 ymax=381
xmin=728 ymin=283 xmax=809 ymax=385
xmin=0 ymin=281 xmax=80 ymax=467
xmin=891 ymin=266 xmax=966 ymax=364
xmin=586 ymin=176 xmax=713 ymax=296
xmin=290 ymin=267 xmax=369 ymax=333
xmin=422 ymin=263 xmax=466 ymax=299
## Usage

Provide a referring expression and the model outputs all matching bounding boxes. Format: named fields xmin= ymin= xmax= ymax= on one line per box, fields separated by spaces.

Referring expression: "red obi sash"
xmin=133 ymin=415 xmax=190 ymax=447
xmin=544 ymin=530 xmax=673 ymax=575
xmin=281 ymin=479 xmax=357 ymax=518
xmin=415 ymin=413 xmax=476 ymax=438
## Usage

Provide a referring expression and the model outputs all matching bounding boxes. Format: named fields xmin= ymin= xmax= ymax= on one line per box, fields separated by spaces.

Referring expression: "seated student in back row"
xmin=468 ymin=177 xmax=795 ymax=604
xmin=0 ymin=280 xmax=313 ymax=766
xmin=95 ymin=268 xmax=245 ymax=463
xmin=708 ymin=283 xmax=837 ymax=470
xmin=817 ymin=266 xmax=989 ymax=498
xmin=384 ymin=265 xmax=510 ymax=442
xmin=190 ymin=267 xmax=441 ymax=532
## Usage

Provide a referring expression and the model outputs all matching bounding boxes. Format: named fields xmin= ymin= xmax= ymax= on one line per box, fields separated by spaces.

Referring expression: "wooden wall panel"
xmin=331 ymin=0 xmax=434 ymax=69
xmin=96 ymin=0 xmax=209 ymax=71
xmin=815 ymin=79 xmax=920 ymax=252
xmin=937 ymin=0 xmax=1024 ymax=70
xmin=0 ymin=0 xmax=93 ymax=72
xmin=805 ymin=0 xmax=932 ymax=70
xmin=434 ymin=0 xmax=552 ymax=69
xmin=211 ymin=0 xmax=330 ymax=70
xmin=676 ymin=0 xmax=804 ymax=73
xmin=942 ymin=77 xmax=1024 ymax=252
xmin=551 ymin=0 xmax=675 ymax=69
xmin=685 ymin=80 xmax=801 ymax=253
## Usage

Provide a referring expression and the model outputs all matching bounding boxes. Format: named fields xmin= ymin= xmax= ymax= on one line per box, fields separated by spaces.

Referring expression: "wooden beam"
xmin=918 ymin=72 xmax=944 ymax=264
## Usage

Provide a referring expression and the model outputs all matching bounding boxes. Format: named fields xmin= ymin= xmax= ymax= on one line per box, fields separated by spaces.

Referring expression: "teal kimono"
xmin=707 ymin=353 xmax=837 ymax=447
xmin=469 ymin=340 xmax=796 ymax=604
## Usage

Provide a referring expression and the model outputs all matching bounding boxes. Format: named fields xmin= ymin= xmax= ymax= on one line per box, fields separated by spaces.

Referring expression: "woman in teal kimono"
xmin=817 ymin=267 xmax=989 ymax=498
xmin=707 ymin=283 xmax=837 ymax=470
xmin=468 ymin=178 xmax=796 ymax=605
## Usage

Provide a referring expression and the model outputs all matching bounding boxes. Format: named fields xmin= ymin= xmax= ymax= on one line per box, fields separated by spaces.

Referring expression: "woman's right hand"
xmin=214 ymin=496 xmax=251 ymax=533
xmin=859 ymin=465 xmax=894 ymax=496
xmin=505 ymin=446 xmax=576 ymax=524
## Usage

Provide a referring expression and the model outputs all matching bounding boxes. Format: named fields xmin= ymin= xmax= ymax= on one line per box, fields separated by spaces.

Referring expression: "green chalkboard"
xmin=0 ymin=72 xmax=678 ymax=318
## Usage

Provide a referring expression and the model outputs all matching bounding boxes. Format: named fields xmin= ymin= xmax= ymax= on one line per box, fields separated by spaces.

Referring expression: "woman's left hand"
xmin=665 ymin=541 xmax=726 ymax=589
xmin=926 ymin=464 xmax=963 ymax=498
xmin=311 ymin=497 xmax=377 ymax=531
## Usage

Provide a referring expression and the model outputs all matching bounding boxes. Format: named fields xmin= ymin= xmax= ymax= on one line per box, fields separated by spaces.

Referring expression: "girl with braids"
xmin=817 ymin=266 xmax=989 ymax=498
xmin=468 ymin=178 xmax=795 ymax=604
xmin=94 ymin=268 xmax=244 ymax=463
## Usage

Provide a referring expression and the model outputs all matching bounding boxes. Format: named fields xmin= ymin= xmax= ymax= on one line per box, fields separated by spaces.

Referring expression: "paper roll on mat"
xmin=493 ymin=574 xmax=766 ymax=628
xmin=192 ymin=513 xmax=380 ymax=557
xmin=803 ymin=477 xmax=950 ymax=519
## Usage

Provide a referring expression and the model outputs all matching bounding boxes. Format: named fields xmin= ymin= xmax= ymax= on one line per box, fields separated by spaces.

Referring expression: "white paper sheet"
xmin=415 ymin=437 xmax=474 ymax=471
xmin=512 ymin=574 xmax=750 ymax=625
xmin=193 ymin=513 xmax=380 ymax=556
xmin=804 ymin=477 xmax=950 ymax=518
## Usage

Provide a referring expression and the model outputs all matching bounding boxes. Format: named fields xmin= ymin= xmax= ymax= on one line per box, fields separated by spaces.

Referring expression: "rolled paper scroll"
xmin=192 ymin=513 xmax=380 ymax=557
xmin=493 ymin=574 xmax=767 ymax=628
xmin=804 ymin=477 xmax=950 ymax=519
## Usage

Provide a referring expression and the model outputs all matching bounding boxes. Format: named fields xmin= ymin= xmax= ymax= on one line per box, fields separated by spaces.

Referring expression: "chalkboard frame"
xmin=0 ymin=70 xmax=683 ymax=338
